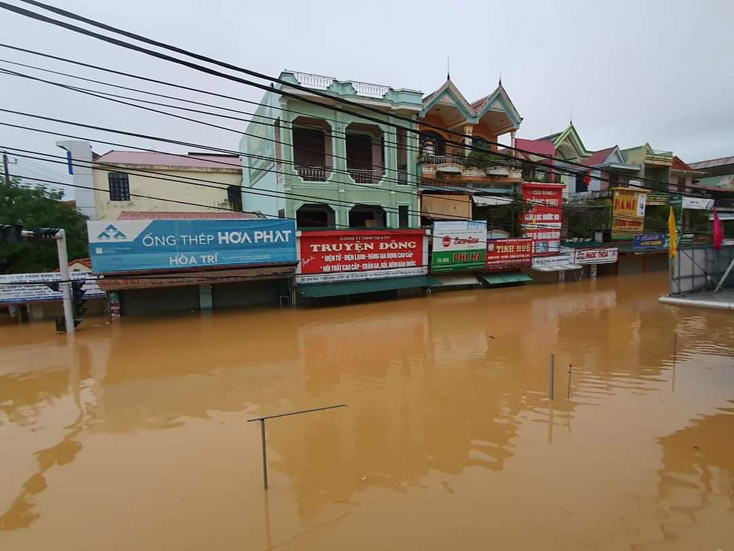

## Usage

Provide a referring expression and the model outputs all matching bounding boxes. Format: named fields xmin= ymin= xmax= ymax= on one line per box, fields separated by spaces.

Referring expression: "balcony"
xmin=296 ymin=166 xmax=330 ymax=181
xmin=419 ymin=154 xmax=522 ymax=182
xmin=348 ymin=168 xmax=383 ymax=184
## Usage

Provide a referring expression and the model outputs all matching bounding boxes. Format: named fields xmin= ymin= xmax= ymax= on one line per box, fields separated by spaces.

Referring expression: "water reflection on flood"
xmin=1 ymin=272 xmax=733 ymax=550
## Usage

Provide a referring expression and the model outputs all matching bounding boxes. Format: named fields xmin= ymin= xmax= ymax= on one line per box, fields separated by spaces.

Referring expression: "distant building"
xmin=57 ymin=141 xmax=244 ymax=221
xmin=620 ymin=143 xmax=674 ymax=190
xmin=240 ymin=70 xmax=424 ymax=229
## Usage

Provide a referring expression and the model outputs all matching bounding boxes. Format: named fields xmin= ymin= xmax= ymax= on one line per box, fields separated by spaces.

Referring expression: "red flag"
xmin=583 ymin=170 xmax=591 ymax=186
xmin=713 ymin=207 xmax=724 ymax=250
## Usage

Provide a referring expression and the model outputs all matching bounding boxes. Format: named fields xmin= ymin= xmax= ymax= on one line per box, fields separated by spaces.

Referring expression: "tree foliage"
xmin=0 ymin=178 xmax=88 ymax=273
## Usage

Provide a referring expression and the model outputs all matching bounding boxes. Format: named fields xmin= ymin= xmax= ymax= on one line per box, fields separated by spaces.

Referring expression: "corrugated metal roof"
xmin=96 ymin=151 xmax=241 ymax=170
xmin=696 ymin=175 xmax=734 ymax=190
xmin=688 ymin=156 xmax=734 ymax=170
xmin=117 ymin=211 xmax=260 ymax=220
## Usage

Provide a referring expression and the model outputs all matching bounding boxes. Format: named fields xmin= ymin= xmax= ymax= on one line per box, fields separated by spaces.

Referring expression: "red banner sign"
xmin=297 ymin=230 xmax=428 ymax=283
xmin=520 ymin=183 xmax=564 ymax=256
xmin=486 ymin=238 xmax=533 ymax=271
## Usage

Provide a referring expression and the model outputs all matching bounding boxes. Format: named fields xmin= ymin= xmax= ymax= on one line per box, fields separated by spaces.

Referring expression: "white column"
xmin=511 ymin=130 xmax=517 ymax=157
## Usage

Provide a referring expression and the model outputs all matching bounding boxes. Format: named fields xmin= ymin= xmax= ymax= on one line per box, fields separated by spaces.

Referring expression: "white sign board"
xmin=0 ymin=272 xmax=105 ymax=304
xmin=682 ymin=197 xmax=714 ymax=210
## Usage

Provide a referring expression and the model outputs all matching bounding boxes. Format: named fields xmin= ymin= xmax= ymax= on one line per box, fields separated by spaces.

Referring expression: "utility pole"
xmin=3 ymin=151 xmax=9 ymax=183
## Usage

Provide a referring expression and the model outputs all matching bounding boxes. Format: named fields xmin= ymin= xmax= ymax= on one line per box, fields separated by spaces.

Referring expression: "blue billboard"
xmin=87 ymin=219 xmax=297 ymax=273
xmin=633 ymin=233 xmax=668 ymax=252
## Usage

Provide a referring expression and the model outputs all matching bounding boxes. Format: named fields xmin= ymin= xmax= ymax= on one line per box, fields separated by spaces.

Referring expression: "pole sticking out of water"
xmin=549 ymin=353 xmax=555 ymax=400
xmin=673 ymin=331 xmax=678 ymax=370
xmin=248 ymin=404 xmax=348 ymax=490
xmin=567 ymin=364 xmax=573 ymax=400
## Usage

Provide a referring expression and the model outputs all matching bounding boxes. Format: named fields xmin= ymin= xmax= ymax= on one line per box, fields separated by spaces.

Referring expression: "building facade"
xmin=417 ymin=78 xmax=523 ymax=222
xmin=58 ymin=141 xmax=243 ymax=221
xmin=240 ymin=70 xmax=424 ymax=230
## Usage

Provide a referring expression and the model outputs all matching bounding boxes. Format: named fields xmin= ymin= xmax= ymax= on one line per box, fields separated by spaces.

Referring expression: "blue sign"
xmin=87 ymin=219 xmax=297 ymax=273
xmin=633 ymin=233 xmax=668 ymax=252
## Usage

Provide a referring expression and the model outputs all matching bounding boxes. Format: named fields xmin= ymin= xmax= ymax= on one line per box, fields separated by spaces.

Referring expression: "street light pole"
xmin=3 ymin=151 xmax=10 ymax=183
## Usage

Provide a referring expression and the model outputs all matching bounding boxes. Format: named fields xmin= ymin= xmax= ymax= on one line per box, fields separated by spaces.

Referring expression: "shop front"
xmin=430 ymin=221 xmax=487 ymax=290
xmin=295 ymin=229 xmax=436 ymax=301
xmin=88 ymin=218 xmax=298 ymax=316
xmin=520 ymin=183 xmax=564 ymax=256
xmin=531 ymin=252 xmax=583 ymax=283
xmin=482 ymin=237 xmax=534 ymax=286
xmin=560 ymin=244 xmax=619 ymax=278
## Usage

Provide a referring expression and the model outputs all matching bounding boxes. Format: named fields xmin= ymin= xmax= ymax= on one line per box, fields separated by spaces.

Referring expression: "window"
xmin=574 ymin=172 xmax=586 ymax=193
xmin=398 ymin=205 xmax=410 ymax=228
xmin=108 ymin=172 xmax=130 ymax=201
xmin=227 ymin=185 xmax=242 ymax=211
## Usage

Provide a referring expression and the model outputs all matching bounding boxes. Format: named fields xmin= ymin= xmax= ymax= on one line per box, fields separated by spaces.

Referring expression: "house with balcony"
xmin=417 ymin=77 xmax=523 ymax=223
xmin=240 ymin=70 xmax=424 ymax=229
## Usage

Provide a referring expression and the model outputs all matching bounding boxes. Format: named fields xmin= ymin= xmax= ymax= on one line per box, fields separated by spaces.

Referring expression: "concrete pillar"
xmin=463 ymin=125 xmax=473 ymax=156
xmin=199 ymin=284 xmax=213 ymax=311
xmin=511 ymin=130 xmax=517 ymax=157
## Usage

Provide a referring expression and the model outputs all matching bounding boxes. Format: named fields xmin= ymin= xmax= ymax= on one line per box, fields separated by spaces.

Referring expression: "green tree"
xmin=0 ymin=178 xmax=88 ymax=273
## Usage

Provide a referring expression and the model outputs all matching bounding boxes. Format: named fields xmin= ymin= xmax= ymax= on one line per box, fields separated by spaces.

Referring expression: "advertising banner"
xmin=633 ymin=234 xmax=668 ymax=252
xmin=0 ymin=272 xmax=104 ymax=304
xmin=297 ymin=229 xmax=428 ymax=283
xmin=520 ymin=183 xmax=564 ymax=256
xmin=486 ymin=238 xmax=533 ymax=271
xmin=431 ymin=221 xmax=487 ymax=272
xmin=561 ymin=246 xmax=618 ymax=264
xmin=612 ymin=187 xmax=648 ymax=239
xmin=87 ymin=219 xmax=297 ymax=273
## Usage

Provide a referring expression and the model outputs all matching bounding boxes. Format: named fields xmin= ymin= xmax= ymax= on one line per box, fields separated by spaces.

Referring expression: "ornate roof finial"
xmin=499 ymin=71 xmax=502 ymax=86
xmin=569 ymin=107 xmax=573 ymax=126
xmin=447 ymin=55 xmax=450 ymax=80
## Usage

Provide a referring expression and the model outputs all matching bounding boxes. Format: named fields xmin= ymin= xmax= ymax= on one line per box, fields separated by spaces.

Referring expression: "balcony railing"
xmin=348 ymin=168 xmax=383 ymax=183
xmin=419 ymin=154 xmax=522 ymax=180
xmin=296 ymin=166 xmax=330 ymax=181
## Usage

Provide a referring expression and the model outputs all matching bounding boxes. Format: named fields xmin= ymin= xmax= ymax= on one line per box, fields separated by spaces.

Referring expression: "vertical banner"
xmin=612 ymin=187 xmax=648 ymax=239
xmin=520 ymin=183 xmax=564 ymax=256
xmin=431 ymin=221 xmax=487 ymax=272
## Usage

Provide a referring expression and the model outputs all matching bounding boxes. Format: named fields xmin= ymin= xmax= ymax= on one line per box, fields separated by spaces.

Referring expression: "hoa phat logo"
xmin=97 ymin=224 xmax=127 ymax=240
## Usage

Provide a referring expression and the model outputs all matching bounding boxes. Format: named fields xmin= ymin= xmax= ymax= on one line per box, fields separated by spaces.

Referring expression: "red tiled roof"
xmin=672 ymin=156 xmax=694 ymax=172
xmin=96 ymin=151 xmax=241 ymax=170
xmin=514 ymin=138 xmax=555 ymax=162
xmin=581 ymin=147 xmax=616 ymax=167
xmin=117 ymin=211 xmax=260 ymax=220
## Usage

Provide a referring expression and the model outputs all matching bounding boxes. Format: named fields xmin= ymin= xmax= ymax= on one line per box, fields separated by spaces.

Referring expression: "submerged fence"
xmin=669 ymin=245 xmax=734 ymax=295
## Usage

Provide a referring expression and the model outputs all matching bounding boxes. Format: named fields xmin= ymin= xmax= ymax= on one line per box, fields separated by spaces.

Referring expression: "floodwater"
xmin=1 ymin=273 xmax=733 ymax=550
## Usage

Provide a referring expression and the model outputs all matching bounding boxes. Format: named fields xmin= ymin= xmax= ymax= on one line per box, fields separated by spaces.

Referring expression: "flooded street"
xmin=1 ymin=272 xmax=733 ymax=550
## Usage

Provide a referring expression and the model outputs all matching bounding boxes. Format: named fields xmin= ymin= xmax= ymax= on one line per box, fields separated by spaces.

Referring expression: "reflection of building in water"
xmin=656 ymin=410 xmax=734 ymax=538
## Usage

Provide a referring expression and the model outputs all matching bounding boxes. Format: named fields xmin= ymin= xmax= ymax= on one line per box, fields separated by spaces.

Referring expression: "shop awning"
xmin=472 ymin=195 xmax=513 ymax=207
xmin=434 ymin=274 xmax=480 ymax=287
xmin=532 ymin=262 xmax=583 ymax=272
xmin=297 ymin=275 xmax=441 ymax=298
xmin=481 ymin=272 xmax=533 ymax=285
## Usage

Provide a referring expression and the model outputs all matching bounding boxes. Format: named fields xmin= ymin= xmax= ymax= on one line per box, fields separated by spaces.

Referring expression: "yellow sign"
xmin=612 ymin=187 xmax=648 ymax=239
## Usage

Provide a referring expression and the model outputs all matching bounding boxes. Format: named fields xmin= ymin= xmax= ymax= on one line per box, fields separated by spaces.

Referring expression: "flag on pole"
xmin=713 ymin=207 xmax=724 ymax=250
xmin=668 ymin=206 xmax=678 ymax=258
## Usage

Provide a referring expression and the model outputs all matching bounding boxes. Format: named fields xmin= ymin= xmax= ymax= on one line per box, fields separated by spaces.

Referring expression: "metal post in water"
xmin=260 ymin=420 xmax=268 ymax=490
xmin=567 ymin=364 xmax=573 ymax=400
xmin=673 ymin=331 xmax=677 ymax=369
xmin=248 ymin=404 xmax=347 ymax=490
xmin=549 ymin=353 xmax=555 ymax=400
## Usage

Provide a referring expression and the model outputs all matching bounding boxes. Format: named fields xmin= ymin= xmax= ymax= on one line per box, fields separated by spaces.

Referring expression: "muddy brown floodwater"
xmin=1 ymin=272 xmax=734 ymax=550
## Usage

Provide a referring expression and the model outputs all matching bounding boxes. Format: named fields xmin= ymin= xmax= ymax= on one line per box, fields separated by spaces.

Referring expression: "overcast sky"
xmin=1 ymin=0 xmax=733 ymax=198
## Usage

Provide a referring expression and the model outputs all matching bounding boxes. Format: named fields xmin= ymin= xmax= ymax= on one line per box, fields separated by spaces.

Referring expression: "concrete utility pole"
xmin=3 ymin=151 xmax=10 ymax=183
xmin=56 ymin=230 xmax=75 ymax=334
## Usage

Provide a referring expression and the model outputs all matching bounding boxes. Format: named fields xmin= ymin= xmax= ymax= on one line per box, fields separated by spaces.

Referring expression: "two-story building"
xmin=416 ymin=77 xmax=523 ymax=223
xmin=240 ymin=70 xmax=424 ymax=229
xmin=57 ymin=140 xmax=244 ymax=220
